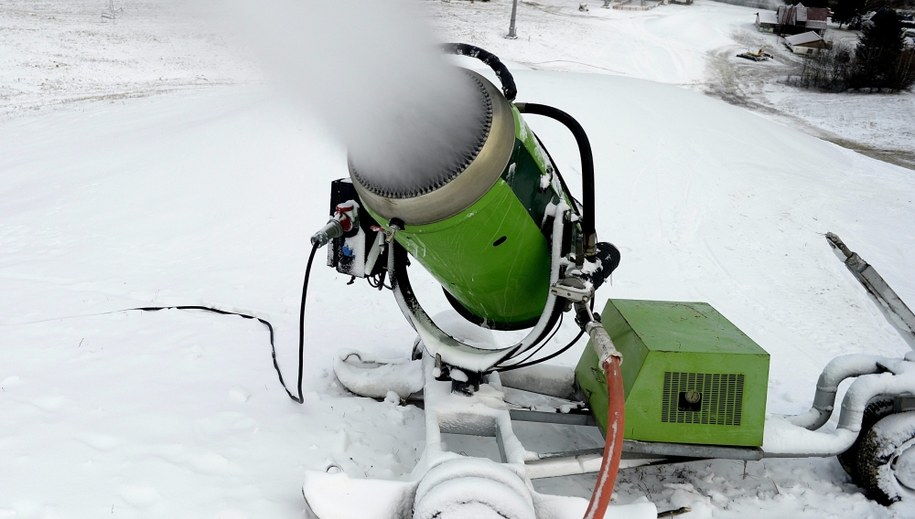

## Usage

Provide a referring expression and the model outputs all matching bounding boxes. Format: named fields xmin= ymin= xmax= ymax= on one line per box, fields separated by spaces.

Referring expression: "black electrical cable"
xmin=499 ymin=313 xmax=564 ymax=367
xmin=128 ymin=242 xmax=319 ymax=404
xmin=496 ymin=328 xmax=586 ymax=373
xmin=292 ymin=242 xmax=321 ymax=402
xmin=495 ymin=298 xmax=595 ymax=373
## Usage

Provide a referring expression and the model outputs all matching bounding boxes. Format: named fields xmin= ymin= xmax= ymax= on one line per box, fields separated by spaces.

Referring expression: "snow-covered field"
xmin=1 ymin=0 xmax=914 ymax=518
xmin=430 ymin=0 xmax=915 ymax=168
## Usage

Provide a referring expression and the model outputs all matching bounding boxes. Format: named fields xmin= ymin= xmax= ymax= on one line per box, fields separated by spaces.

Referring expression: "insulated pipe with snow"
xmin=836 ymin=357 xmax=915 ymax=431
xmin=786 ymin=354 xmax=890 ymax=430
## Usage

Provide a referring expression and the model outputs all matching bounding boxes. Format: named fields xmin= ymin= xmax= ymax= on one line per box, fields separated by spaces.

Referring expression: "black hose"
xmin=293 ymin=242 xmax=321 ymax=402
xmin=517 ymin=103 xmax=597 ymax=257
xmin=496 ymin=298 xmax=594 ymax=372
xmin=500 ymin=314 xmax=564 ymax=367
xmin=496 ymin=329 xmax=585 ymax=373
xmin=390 ymin=238 xmax=421 ymax=330
xmin=442 ymin=43 xmax=517 ymax=101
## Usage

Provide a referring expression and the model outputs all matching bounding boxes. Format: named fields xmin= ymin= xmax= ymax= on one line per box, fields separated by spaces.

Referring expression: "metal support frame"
xmin=389 ymin=202 xmax=572 ymax=374
xmin=510 ymin=409 xmax=598 ymax=427
xmin=305 ymin=349 xmax=659 ymax=518
xmin=827 ymin=232 xmax=915 ymax=350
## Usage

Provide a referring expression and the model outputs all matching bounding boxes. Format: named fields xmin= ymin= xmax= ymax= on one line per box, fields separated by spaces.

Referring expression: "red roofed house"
xmin=777 ymin=3 xmax=829 ymax=35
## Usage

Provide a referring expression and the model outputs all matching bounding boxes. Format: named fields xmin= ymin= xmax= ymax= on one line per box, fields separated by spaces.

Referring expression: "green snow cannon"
xmin=349 ymin=69 xmax=569 ymax=329
xmin=313 ymin=44 xmax=618 ymax=377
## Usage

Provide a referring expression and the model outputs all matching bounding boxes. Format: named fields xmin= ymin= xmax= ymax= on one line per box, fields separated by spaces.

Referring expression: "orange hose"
xmin=583 ymin=357 xmax=625 ymax=519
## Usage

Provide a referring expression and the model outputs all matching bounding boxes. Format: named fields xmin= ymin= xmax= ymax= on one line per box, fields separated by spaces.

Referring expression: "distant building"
xmin=755 ymin=11 xmax=778 ymax=32
xmin=776 ymin=3 xmax=829 ymax=35
xmin=784 ymin=31 xmax=828 ymax=54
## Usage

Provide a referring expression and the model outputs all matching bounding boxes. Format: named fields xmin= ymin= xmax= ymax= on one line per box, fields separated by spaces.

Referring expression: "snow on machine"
xmin=736 ymin=49 xmax=773 ymax=62
xmin=302 ymin=44 xmax=915 ymax=518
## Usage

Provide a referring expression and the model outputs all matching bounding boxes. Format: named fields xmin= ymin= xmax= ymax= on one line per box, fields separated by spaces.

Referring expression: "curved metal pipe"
xmin=786 ymin=354 xmax=890 ymax=430
xmin=763 ymin=354 xmax=914 ymax=458
xmin=837 ymin=362 xmax=915 ymax=431
xmin=388 ymin=203 xmax=570 ymax=373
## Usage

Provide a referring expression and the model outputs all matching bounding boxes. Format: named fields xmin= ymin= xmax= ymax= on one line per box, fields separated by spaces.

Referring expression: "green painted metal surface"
xmin=576 ymin=299 xmax=770 ymax=447
xmin=361 ymin=106 xmax=568 ymax=328
xmin=392 ymin=180 xmax=551 ymax=326
xmin=503 ymin=108 xmax=555 ymax=226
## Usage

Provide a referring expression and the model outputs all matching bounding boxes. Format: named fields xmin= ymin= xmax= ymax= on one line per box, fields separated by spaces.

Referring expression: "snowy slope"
xmin=430 ymin=0 xmax=915 ymax=167
xmin=2 ymin=1 xmax=915 ymax=518
xmin=3 ymin=71 xmax=914 ymax=519
xmin=0 ymin=89 xmax=426 ymax=518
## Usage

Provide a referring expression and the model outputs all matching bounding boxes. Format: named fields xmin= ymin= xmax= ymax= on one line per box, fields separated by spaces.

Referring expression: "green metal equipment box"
xmin=576 ymin=299 xmax=770 ymax=447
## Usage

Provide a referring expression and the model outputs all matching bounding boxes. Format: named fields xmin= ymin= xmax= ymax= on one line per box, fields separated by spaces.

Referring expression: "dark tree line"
xmin=851 ymin=8 xmax=914 ymax=89
xmin=829 ymin=0 xmax=915 ymax=27
xmin=799 ymin=8 xmax=915 ymax=92
xmin=832 ymin=0 xmax=869 ymax=28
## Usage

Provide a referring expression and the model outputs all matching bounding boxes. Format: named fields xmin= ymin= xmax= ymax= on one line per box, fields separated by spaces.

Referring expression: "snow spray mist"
xmin=222 ymin=0 xmax=575 ymax=327
xmin=222 ymin=0 xmax=483 ymax=192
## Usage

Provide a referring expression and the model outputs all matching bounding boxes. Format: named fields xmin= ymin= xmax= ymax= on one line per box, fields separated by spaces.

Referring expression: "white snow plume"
xmin=223 ymin=0 xmax=484 ymax=194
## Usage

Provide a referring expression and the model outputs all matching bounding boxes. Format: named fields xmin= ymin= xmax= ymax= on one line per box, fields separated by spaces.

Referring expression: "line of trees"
xmin=799 ymin=9 xmax=915 ymax=92
xmin=829 ymin=0 xmax=915 ymax=27
xmin=833 ymin=0 xmax=870 ymax=28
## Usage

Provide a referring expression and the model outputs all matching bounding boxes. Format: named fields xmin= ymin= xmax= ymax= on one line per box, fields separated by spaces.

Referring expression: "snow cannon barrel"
xmin=349 ymin=69 xmax=574 ymax=330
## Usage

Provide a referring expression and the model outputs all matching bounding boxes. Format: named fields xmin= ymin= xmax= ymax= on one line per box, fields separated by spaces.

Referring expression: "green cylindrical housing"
xmin=388 ymin=177 xmax=550 ymax=328
xmin=350 ymin=70 xmax=571 ymax=329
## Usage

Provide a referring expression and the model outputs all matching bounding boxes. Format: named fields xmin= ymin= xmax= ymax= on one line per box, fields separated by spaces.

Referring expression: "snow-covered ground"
xmin=0 ymin=0 xmax=258 ymax=118
xmin=430 ymin=0 xmax=915 ymax=168
xmin=1 ymin=0 xmax=914 ymax=518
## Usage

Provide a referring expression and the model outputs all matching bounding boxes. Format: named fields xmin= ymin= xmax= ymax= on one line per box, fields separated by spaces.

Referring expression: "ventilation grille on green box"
xmin=661 ymin=372 xmax=744 ymax=426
